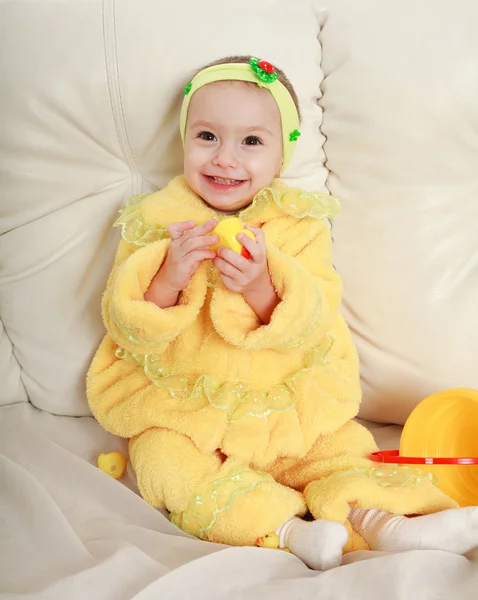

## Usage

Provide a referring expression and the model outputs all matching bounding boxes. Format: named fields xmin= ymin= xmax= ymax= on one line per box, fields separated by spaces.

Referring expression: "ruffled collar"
xmin=139 ymin=175 xmax=340 ymax=229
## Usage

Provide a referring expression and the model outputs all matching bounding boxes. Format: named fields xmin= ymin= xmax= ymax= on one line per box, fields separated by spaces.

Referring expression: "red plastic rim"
xmin=370 ymin=450 xmax=478 ymax=466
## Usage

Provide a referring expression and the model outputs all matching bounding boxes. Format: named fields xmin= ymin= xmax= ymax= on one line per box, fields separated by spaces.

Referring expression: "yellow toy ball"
xmin=97 ymin=451 xmax=127 ymax=480
xmin=371 ymin=388 xmax=478 ymax=507
xmin=210 ymin=218 xmax=255 ymax=258
xmin=399 ymin=388 xmax=478 ymax=507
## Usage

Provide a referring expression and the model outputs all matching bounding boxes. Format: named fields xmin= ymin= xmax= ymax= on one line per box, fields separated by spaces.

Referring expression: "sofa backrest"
xmin=0 ymin=0 xmax=328 ymax=415
xmin=1 ymin=0 xmax=477 ymax=424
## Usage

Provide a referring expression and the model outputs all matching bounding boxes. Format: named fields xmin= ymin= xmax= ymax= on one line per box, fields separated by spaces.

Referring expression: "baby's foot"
xmin=349 ymin=506 xmax=478 ymax=554
xmin=276 ymin=517 xmax=348 ymax=570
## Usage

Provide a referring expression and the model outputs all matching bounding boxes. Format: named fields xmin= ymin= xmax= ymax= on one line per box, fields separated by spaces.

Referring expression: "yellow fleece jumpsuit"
xmin=87 ymin=176 xmax=456 ymax=551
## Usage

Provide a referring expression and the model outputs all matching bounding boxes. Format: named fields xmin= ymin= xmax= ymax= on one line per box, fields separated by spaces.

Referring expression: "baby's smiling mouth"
xmin=204 ymin=175 xmax=246 ymax=187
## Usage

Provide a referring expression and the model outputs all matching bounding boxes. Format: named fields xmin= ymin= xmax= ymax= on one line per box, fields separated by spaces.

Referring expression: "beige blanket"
xmin=1 ymin=403 xmax=477 ymax=599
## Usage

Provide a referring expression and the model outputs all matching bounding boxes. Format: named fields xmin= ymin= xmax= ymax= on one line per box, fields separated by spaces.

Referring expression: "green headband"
xmin=180 ymin=57 xmax=301 ymax=174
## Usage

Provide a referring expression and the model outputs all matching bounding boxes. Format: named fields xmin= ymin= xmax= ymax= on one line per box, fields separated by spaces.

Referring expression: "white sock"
xmin=349 ymin=506 xmax=478 ymax=554
xmin=276 ymin=517 xmax=348 ymax=571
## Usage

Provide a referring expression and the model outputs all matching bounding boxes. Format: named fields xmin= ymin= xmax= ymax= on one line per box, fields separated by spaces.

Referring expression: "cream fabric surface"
xmin=2 ymin=0 xmax=478 ymax=597
xmin=2 ymin=403 xmax=477 ymax=599
xmin=3 ymin=0 xmax=477 ymax=423
xmin=0 ymin=0 xmax=328 ymax=415
xmin=319 ymin=0 xmax=478 ymax=423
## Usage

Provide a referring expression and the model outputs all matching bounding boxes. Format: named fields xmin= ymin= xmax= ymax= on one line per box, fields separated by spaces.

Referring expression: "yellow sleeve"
xmin=102 ymin=237 xmax=208 ymax=356
xmin=210 ymin=218 xmax=342 ymax=352
xmin=87 ymin=336 xmax=227 ymax=446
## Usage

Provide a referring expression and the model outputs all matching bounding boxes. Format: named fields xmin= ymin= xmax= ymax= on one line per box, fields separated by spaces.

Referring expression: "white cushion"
xmin=322 ymin=0 xmax=478 ymax=423
xmin=4 ymin=0 xmax=477 ymax=424
xmin=0 ymin=0 xmax=327 ymax=414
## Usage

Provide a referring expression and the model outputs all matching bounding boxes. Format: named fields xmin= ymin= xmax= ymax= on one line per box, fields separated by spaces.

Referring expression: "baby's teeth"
xmin=214 ymin=177 xmax=237 ymax=184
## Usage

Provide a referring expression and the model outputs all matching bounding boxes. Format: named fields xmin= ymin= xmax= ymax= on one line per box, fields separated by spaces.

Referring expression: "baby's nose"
xmin=213 ymin=143 xmax=238 ymax=168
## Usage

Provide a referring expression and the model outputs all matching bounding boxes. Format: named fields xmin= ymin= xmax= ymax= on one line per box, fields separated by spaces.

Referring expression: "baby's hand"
xmin=161 ymin=219 xmax=218 ymax=292
xmin=213 ymin=225 xmax=271 ymax=294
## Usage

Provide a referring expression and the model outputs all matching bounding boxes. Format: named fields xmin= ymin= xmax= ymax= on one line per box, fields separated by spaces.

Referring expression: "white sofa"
xmin=1 ymin=1 xmax=477 ymax=597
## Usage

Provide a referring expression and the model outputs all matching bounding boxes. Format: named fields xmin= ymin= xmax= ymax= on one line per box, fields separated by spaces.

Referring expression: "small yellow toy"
xmin=97 ymin=451 xmax=127 ymax=480
xmin=255 ymin=532 xmax=291 ymax=552
xmin=210 ymin=218 xmax=255 ymax=258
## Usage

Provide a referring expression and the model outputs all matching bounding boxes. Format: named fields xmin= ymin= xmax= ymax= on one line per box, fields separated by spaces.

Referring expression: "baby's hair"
xmin=195 ymin=55 xmax=301 ymax=122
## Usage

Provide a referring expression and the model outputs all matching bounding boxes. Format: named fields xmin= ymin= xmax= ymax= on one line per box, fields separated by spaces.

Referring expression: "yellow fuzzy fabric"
xmin=87 ymin=176 xmax=456 ymax=550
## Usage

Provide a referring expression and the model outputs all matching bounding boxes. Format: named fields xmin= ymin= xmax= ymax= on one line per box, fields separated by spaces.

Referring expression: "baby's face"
xmin=184 ymin=81 xmax=283 ymax=212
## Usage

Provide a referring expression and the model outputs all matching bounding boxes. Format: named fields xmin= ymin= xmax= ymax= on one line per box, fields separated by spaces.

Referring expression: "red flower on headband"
xmin=258 ymin=60 xmax=275 ymax=75
xmin=250 ymin=57 xmax=278 ymax=84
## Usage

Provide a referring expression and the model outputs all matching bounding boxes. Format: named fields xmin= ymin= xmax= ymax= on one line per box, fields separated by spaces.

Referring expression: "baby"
xmin=87 ymin=55 xmax=478 ymax=570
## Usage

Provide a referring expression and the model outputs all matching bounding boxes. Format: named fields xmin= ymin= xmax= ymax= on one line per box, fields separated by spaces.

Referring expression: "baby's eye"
xmin=243 ymin=136 xmax=263 ymax=146
xmin=198 ymin=131 xmax=216 ymax=141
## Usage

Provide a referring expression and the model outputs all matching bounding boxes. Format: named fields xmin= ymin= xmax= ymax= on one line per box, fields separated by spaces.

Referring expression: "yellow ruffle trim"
xmin=173 ymin=463 xmax=438 ymax=541
xmin=113 ymin=184 xmax=340 ymax=247
xmin=113 ymin=194 xmax=168 ymax=247
xmin=115 ymin=335 xmax=334 ymax=422
xmin=170 ymin=465 xmax=275 ymax=540
xmin=241 ymin=184 xmax=341 ymax=222
xmin=307 ymin=464 xmax=438 ymax=506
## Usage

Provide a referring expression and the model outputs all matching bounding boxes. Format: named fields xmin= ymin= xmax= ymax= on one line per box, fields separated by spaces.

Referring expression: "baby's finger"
xmin=186 ymin=249 xmax=217 ymax=265
xmin=237 ymin=233 xmax=260 ymax=261
xmin=218 ymin=273 xmax=239 ymax=292
xmin=181 ymin=218 xmax=218 ymax=243
xmin=213 ymin=256 xmax=242 ymax=279
xmin=182 ymin=235 xmax=219 ymax=254
xmin=244 ymin=225 xmax=264 ymax=243
xmin=168 ymin=221 xmax=196 ymax=240
xmin=217 ymin=247 xmax=249 ymax=271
